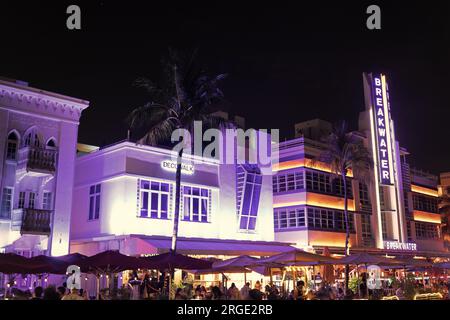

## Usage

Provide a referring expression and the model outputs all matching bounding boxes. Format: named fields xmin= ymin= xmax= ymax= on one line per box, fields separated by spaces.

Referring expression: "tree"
xmin=127 ymin=49 xmax=228 ymax=253
xmin=317 ymin=121 xmax=372 ymax=291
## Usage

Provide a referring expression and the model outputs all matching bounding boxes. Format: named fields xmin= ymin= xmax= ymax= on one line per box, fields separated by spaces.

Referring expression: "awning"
xmin=131 ymin=235 xmax=295 ymax=257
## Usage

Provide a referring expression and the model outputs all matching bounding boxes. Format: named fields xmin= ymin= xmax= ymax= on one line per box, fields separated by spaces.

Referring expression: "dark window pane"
xmin=95 ymin=195 xmax=100 ymax=219
xmin=250 ymin=184 xmax=261 ymax=216
xmin=248 ymin=217 xmax=257 ymax=230
xmin=151 ymin=182 xmax=159 ymax=191
xmin=240 ymin=216 xmax=248 ymax=229
xmin=89 ymin=197 xmax=94 ymax=220
xmin=193 ymin=198 xmax=199 ymax=214
xmin=151 ymin=193 xmax=158 ymax=210
xmin=161 ymin=194 xmax=168 ymax=213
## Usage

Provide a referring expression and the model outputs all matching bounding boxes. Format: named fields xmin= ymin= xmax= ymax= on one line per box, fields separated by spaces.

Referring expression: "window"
xmin=305 ymin=170 xmax=332 ymax=194
xmin=359 ymin=183 xmax=372 ymax=213
xmin=42 ymin=192 xmax=52 ymax=210
xmin=140 ymin=180 xmax=169 ymax=219
xmin=28 ymin=192 xmax=36 ymax=209
xmin=1 ymin=187 xmax=13 ymax=219
xmin=415 ymin=222 xmax=439 ymax=239
xmin=361 ymin=214 xmax=372 ymax=239
xmin=273 ymin=171 xmax=304 ymax=193
xmin=332 ymin=176 xmax=353 ymax=198
xmin=46 ymin=139 xmax=56 ymax=148
xmin=24 ymin=129 xmax=40 ymax=148
xmin=89 ymin=184 xmax=101 ymax=220
xmin=306 ymin=207 xmax=354 ymax=232
xmin=18 ymin=191 xmax=25 ymax=209
xmin=274 ymin=207 xmax=306 ymax=230
xmin=182 ymin=186 xmax=209 ymax=222
xmin=238 ymin=168 xmax=262 ymax=231
xmin=413 ymin=194 xmax=438 ymax=213
xmin=6 ymin=132 xmax=18 ymax=160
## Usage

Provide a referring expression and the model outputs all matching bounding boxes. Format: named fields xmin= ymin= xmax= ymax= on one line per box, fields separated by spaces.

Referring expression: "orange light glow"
xmin=308 ymin=230 xmax=355 ymax=248
xmin=273 ymin=159 xmax=353 ymax=177
xmin=413 ymin=210 xmax=441 ymax=224
xmin=411 ymin=184 xmax=438 ymax=198
xmin=273 ymin=193 xmax=355 ymax=211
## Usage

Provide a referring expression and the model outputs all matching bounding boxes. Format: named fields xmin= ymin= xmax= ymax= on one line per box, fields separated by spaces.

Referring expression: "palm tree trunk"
xmin=171 ymin=148 xmax=183 ymax=253
xmin=342 ymin=172 xmax=350 ymax=292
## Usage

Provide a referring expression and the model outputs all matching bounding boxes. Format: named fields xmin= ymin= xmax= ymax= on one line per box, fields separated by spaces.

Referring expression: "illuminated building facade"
xmin=273 ymin=73 xmax=446 ymax=257
xmin=69 ymin=140 xmax=291 ymax=257
xmin=438 ymin=172 xmax=450 ymax=251
xmin=0 ymin=78 xmax=89 ymax=257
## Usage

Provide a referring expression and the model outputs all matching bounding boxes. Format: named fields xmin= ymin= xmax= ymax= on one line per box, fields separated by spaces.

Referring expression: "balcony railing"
xmin=18 ymin=146 xmax=57 ymax=174
xmin=11 ymin=208 xmax=51 ymax=235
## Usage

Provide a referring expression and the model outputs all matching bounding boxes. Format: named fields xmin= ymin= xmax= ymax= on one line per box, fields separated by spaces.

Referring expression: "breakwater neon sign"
xmin=371 ymin=74 xmax=394 ymax=186
xmin=383 ymin=241 xmax=417 ymax=251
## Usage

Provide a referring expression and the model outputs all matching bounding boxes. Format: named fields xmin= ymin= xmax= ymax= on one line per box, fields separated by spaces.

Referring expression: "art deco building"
xmin=272 ymin=73 xmax=447 ymax=258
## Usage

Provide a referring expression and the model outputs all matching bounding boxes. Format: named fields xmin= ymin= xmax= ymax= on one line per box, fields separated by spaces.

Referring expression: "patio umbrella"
xmin=433 ymin=262 xmax=450 ymax=269
xmin=336 ymin=252 xmax=401 ymax=266
xmin=55 ymin=253 xmax=87 ymax=265
xmin=384 ymin=257 xmax=433 ymax=269
xmin=0 ymin=253 xmax=30 ymax=274
xmin=212 ymin=255 xmax=259 ymax=272
xmin=142 ymin=252 xmax=212 ymax=270
xmin=26 ymin=253 xmax=88 ymax=274
xmin=79 ymin=250 xmax=146 ymax=273
xmin=257 ymin=249 xmax=337 ymax=266
xmin=27 ymin=255 xmax=72 ymax=274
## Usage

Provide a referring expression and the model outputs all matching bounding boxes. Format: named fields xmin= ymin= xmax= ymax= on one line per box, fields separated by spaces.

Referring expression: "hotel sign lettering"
xmin=383 ymin=241 xmax=417 ymax=251
xmin=161 ymin=160 xmax=195 ymax=175
xmin=371 ymin=74 xmax=394 ymax=186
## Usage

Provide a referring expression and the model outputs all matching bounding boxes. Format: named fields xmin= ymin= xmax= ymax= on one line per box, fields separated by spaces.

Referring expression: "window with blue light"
xmin=237 ymin=164 xmax=262 ymax=231
xmin=181 ymin=186 xmax=209 ymax=222
xmin=139 ymin=180 xmax=169 ymax=219
xmin=88 ymin=184 xmax=101 ymax=220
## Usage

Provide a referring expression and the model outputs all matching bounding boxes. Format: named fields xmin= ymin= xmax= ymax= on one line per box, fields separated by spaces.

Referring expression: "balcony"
xmin=17 ymin=146 xmax=57 ymax=176
xmin=11 ymin=208 xmax=51 ymax=235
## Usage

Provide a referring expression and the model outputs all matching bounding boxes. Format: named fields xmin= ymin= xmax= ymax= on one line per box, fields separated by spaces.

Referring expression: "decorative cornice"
xmin=0 ymin=80 xmax=89 ymax=122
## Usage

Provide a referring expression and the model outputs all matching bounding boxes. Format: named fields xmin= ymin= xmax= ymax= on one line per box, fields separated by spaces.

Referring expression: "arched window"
xmin=46 ymin=138 xmax=56 ymax=149
xmin=6 ymin=132 xmax=18 ymax=160
xmin=23 ymin=128 xmax=41 ymax=148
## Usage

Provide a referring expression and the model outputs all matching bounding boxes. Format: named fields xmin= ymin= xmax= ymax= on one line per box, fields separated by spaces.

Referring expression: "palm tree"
xmin=127 ymin=50 xmax=228 ymax=254
xmin=317 ymin=121 xmax=372 ymax=291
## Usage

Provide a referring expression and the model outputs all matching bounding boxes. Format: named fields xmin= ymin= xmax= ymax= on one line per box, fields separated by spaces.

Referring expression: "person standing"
xmin=62 ymin=288 xmax=87 ymax=300
xmin=240 ymin=282 xmax=250 ymax=300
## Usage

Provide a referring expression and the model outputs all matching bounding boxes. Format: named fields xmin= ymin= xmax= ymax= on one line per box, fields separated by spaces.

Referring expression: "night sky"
xmin=1 ymin=1 xmax=449 ymax=174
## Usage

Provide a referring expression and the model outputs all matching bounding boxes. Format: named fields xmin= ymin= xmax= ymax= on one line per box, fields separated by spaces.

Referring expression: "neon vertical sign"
xmin=371 ymin=74 xmax=394 ymax=185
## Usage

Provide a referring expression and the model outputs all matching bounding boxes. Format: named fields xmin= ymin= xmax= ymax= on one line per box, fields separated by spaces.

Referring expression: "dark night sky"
xmin=1 ymin=1 xmax=449 ymax=174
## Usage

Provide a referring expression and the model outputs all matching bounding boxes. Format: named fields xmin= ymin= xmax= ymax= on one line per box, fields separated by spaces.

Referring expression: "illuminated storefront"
xmin=273 ymin=73 xmax=447 ymax=258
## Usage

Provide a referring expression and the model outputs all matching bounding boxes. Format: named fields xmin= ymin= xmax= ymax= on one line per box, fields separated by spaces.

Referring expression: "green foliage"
xmin=403 ymin=274 xmax=417 ymax=300
xmin=348 ymin=277 xmax=361 ymax=293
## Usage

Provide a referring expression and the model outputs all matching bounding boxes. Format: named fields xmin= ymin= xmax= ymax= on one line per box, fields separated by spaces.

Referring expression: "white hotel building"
xmin=0 ymin=78 xmax=89 ymax=257
xmin=70 ymin=139 xmax=291 ymax=258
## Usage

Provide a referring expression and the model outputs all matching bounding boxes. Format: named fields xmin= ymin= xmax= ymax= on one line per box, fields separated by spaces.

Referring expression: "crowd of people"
xmin=4 ymin=285 xmax=88 ymax=300
xmin=3 ymin=269 xmax=449 ymax=300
